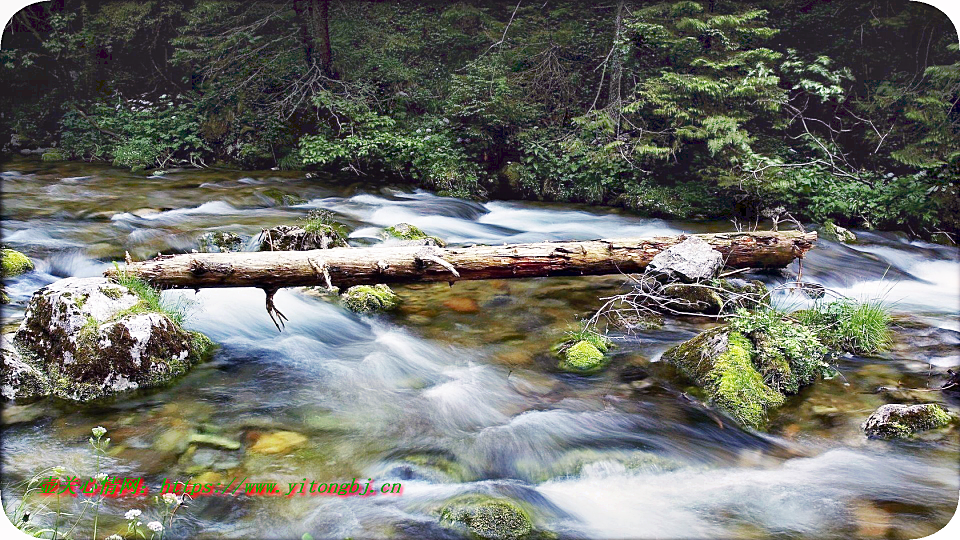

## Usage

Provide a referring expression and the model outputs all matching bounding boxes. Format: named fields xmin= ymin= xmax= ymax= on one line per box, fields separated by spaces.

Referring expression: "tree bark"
xmin=294 ymin=0 xmax=333 ymax=76
xmin=105 ymin=231 xmax=816 ymax=290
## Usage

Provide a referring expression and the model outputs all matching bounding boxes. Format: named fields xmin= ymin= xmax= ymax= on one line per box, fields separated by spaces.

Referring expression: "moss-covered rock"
xmin=40 ymin=149 xmax=67 ymax=161
xmin=861 ymin=403 xmax=952 ymax=439
xmin=383 ymin=223 xmax=446 ymax=247
xmin=1 ymin=334 xmax=52 ymax=400
xmin=822 ymin=220 xmax=856 ymax=243
xmin=1 ymin=249 xmax=34 ymax=277
xmin=197 ymin=231 xmax=244 ymax=253
xmin=730 ymin=309 xmax=829 ymax=395
xmin=260 ymin=188 xmax=307 ymax=206
xmin=340 ymin=284 xmax=400 ymax=313
xmin=259 ymin=224 xmax=347 ymax=251
xmin=663 ymin=327 xmax=784 ymax=428
xmin=558 ymin=340 xmax=606 ymax=374
xmin=8 ymin=277 xmax=214 ymax=402
xmin=439 ymin=495 xmax=535 ymax=540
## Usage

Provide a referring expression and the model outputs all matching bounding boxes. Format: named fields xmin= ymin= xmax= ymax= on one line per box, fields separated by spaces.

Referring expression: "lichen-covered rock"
xmin=340 ymin=284 xmax=400 ymax=313
xmin=716 ymin=278 xmax=769 ymax=310
xmin=382 ymin=223 xmax=446 ymax=247
xmin=259 ymin=224 xmax=347 ymax=251
xmin=861 ymin=403 xmax=951 ymax=439
xmin=662 ymin=327 xmax=784 ymax=428
xmin=648 ymin=237 xmax=723 ymax=283
xmin=1 ymin=334 xmax=51 ymax=400
xmin=439 ymin=495 xmax=535 ymax=540
xmin=558 ymin=340 xmax=606 ymax=374
xmin=1 ymin=248 xmax=34 ymax=277
xmin=9 ymin=277 xmax=213 ymax=402
xmin=822 ymin=220 xmax=856 ymax=243
xmin=197 ymin=231 xmax=244 ymax=253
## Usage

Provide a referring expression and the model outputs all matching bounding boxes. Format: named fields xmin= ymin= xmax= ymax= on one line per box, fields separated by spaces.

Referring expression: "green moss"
xmin=197 ymin=231 xmax=244 ymax=253
xmin=340 ymin=284 xmax=400 ymax=313
xmin=439 ymin=495 xmax=535 ymax=540
xmin=1 ymin=249 xmax=34 ymax=277
xmin=706 ymin=331 xmax=784 ymax=428
xmin=795 ymin=299 xmax=891 ymax=355
xmin=561 ymin=327 xmax=611 ymax=353
xmin=262 ymin=188 xmax=307 ymax=206
xmin=41 ymin=150 xmax=67 ymax=161
xmin=101 ymin=287 xmax=124 ymax=300
xmin=822 ymin=220 xmax=856 ymax=243
xmin=558 ymin=340 xmax=606 ymax=374
xmin=383 ymin=223 xmax=446 ymax=246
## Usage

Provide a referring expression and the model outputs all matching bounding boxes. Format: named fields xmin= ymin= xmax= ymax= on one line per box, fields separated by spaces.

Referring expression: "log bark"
xmin=105 ymin=231 xmax=816 ymax=290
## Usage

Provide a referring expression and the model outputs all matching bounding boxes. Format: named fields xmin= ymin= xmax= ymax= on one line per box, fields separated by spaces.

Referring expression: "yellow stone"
xmin=249 ymin=431 xmax=307 ymax=454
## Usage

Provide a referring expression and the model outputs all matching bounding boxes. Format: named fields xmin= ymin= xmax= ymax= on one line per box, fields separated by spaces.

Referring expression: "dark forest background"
xmin=2 ymin=0 xmax=958 ymax=239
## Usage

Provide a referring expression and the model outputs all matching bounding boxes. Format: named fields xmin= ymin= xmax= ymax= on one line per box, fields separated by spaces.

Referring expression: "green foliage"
xmin=110 ymin=263 xmax=191 ymax=325
xmin=730 ymin=308 xmax=829 ymax=393
xmin=301 ymin=210 xmax=349 ymax=241
xmin=795 ymin=299 xmax=892 ymax=355
xmin=59 ymin=96 xmax=208 ymax=171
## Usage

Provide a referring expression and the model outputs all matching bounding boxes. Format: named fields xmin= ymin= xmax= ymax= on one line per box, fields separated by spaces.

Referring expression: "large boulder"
xmin=6 ymin=277 xmax=213 ymax=402
xmin=648 ymin=237 xmax=722 ymax=283
xmin=259 ymin=224 xmax=347 ymax=251
xmin=861 ymin=403 xmax=951 ymax=439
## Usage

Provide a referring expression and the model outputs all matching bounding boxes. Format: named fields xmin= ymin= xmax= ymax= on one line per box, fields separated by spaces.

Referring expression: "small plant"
xmin=111 ymin=263 xmax=192 ymax=325
xmin=301 ymin=210 xmax=349 ymax=240
xmin=795 ymin=298 xmax=892 ymax=355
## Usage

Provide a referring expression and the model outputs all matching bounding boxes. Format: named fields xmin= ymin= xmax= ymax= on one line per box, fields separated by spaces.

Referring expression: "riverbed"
xmin=2 ymin=157 xmax=958 ymax=539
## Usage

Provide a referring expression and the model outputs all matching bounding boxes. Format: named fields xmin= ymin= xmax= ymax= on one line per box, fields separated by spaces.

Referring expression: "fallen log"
xmin=106 ymin=231 xmax=815 ymax=290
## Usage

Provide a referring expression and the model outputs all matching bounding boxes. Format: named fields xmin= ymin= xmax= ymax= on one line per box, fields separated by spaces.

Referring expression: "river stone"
xmin=648 ymin=237 xmax=723 ymax=283
xmin=259 ymin=225 xmax=346 ymax=251
xmin=197 ymin=231 xmax=244 ymax=253
xmin=439 ymin=494 xmax=535 ymax=540
xmin=10 ymin=277 xmax=210 ymax=402
xmin=249 ymin=430 xmax=307 ymax=454
xmin=861 ymin=403 xmax=951 ymax=439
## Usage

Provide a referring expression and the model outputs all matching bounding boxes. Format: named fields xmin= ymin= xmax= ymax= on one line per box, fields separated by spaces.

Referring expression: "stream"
xmin=2 ymin=157 xmax=958 ymax=539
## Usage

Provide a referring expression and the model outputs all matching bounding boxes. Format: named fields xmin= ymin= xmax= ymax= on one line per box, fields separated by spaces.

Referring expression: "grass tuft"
xmin=795 ymin=298 xmax=891 ymax=355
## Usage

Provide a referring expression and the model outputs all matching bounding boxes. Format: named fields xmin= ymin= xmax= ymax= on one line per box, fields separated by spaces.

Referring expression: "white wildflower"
xmin=124 ymin=509 xmax=142 ymax=520
xmin=106 ymin=535 xmax=123 ymax=540
xmin=147 ymin=521 xmax=163 ymax=532
xmin=92 ymin=426 xmax=107 ymax=438
xmin=162 ymin=493 xmax=179 ymax=505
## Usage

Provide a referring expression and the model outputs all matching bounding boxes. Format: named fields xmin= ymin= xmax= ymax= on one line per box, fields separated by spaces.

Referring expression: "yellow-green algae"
xmin=1 ymin=249 xmax=34 ymax=277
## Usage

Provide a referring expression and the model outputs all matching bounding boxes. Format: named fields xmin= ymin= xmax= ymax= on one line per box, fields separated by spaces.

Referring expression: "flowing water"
xmin=2 ymin=158 xmax=958 ymax=539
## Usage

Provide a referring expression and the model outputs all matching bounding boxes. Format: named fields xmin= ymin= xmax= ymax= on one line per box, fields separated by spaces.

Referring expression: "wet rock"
xmin=249 ymin=430 xmax=307 ymax=454
xmin=341 ymin=284 xmax=400 ymax=313
xmin=8 ymin=277 xmax=214 ymax=402
xmin=1 ymin=334 xmax=51 ymax=400
xmin=197 ymin=231 xmax=244 ymax=253
xmin=382 ymin=223 xmax=446 ymax=247
xmin=260 ymin=188 xmax=306 ymax=206
xmin=822 ymin=220 xmax=856 ymax=243
xmin=188 ymin=432 xmax=241 ymax=451
xmin=861 ymin=403 xmax=952 ymax=439
xmin=648 ymin=237 xmax=723 ymax=283
xmin=662 ymin=326 xmax=784 ymax=429
xmin=443 ymin=297 xmax=479 ymax=313
xmin=1 ymin=248 xmax=34 ymax=277
xmin=439 ymin=494 xmax=535 ymax=540
xmin=941 ymin=369 xmax=960 ymax=395
xmin=557 ymin=340 xmax=606 ymax=374
xmin=259 ymin=225 xmax=347 ymax=251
